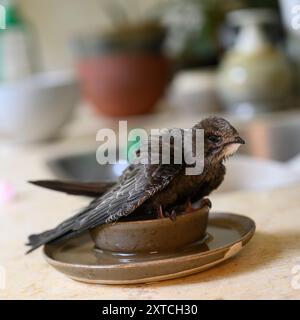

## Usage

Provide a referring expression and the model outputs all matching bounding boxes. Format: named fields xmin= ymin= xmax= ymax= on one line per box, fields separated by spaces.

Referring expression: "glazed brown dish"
xmin=90 ymin=205 xmax=209 ymax=253
xmin=44 ymin=212 xmax=255 ymax=284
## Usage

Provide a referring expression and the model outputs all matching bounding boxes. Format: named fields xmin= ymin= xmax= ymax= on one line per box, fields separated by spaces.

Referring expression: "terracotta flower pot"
xmin=77 ymin=53 xmax=170 ymax=117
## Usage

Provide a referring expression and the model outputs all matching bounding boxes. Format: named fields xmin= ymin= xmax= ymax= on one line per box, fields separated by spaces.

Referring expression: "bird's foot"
xmin=157 ymin=205 xmax=165 ymax=219
xmin=166 ymin=209 xmax=177 ymax=222
xmin=185 ymin=198 xmax=198 ymax=213
xmin=199 ymin=198 xmax=212 ymax=209
xmin=184 ymin=198 xmax=211 ymax=213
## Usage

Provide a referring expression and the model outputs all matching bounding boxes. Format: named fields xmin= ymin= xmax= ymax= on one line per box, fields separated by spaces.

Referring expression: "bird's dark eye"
xmin=207 ymin=135 xmax=221 ymax=143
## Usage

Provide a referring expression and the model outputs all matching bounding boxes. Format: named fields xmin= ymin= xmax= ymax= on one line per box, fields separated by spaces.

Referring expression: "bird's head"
xmin=196 ymin=117 xmax=245 ymax=163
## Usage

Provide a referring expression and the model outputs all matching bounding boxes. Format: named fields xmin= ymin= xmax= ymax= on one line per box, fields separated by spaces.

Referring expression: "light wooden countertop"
xmin=1 ymin=107 xmax=300 ymax=300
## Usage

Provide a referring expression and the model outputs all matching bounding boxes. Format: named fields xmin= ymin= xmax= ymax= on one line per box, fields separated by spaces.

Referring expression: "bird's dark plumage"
xmin=27 ymin=117 xmax=244 ymax=253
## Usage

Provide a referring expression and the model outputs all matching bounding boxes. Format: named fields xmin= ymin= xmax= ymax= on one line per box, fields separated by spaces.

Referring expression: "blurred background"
xmin=2 ymin=0 xmax=300 ymax=203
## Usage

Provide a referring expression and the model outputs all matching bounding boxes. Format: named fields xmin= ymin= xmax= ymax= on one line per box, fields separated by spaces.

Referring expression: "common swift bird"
xmin=27 ymin=117 xmax=245 ymax=253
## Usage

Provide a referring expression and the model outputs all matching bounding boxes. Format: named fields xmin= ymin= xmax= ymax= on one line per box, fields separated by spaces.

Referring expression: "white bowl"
xmin=0 ymin=71 xmax=80 ymax=142
xmin=217 ymin=155 xmax=300 ymax=193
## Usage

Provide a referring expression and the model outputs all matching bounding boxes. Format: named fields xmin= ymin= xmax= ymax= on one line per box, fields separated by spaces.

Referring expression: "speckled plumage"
xmin=27 ymin=117 xmax=244 ymax=252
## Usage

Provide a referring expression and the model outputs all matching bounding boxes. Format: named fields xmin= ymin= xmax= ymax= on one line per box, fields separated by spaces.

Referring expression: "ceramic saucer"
xmin=44 ymin=212 xmax=255 ymax=284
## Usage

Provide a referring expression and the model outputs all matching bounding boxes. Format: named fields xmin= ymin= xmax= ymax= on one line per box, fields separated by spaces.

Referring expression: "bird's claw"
xmin=184 ymin=198 xmax=212 ymax=213
xmin=199 ymin=198 xmax=212 ymax=209
xmin=185 ymin=198 xmax=197 ymax=213
xmin=166 ymin=210 xmax=177 ymax=222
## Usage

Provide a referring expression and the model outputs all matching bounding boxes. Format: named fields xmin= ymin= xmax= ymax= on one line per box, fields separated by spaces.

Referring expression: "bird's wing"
xmin=27 ymin=163 xmax=182 ymax=252
xmin=118 ymin=163 xmax=137 ymax=183
xmin=79 ymin=127 xmax=187 ymax=227
xmin=73 ymin=163 xmax=182 ymax=228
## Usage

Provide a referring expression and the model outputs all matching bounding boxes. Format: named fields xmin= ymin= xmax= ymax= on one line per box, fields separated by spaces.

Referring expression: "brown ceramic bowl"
xmin=44 ymin=212 xmax=256 ymax=284
xmin=77 ymin=54 xmax=170 ymax=117
xmin=90 ymin=205 xmax=210 ymax=253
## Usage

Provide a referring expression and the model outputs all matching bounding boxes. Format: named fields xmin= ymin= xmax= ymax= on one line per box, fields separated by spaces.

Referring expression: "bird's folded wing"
xmin=27 ymin=164 xmax=182 ymax=252
xmin=73 ymin=164 xmax=182 ymax=229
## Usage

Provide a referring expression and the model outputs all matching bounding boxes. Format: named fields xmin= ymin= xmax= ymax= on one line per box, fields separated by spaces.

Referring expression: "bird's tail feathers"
xmin=29 ymin=180 xmax=115 ymax=197
xmin=26 ymin=201 xmax=107 ymax=253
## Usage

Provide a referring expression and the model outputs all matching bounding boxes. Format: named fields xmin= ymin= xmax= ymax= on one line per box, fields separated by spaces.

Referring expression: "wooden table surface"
xmin=1 ymin=107 xmax=300 ymax=300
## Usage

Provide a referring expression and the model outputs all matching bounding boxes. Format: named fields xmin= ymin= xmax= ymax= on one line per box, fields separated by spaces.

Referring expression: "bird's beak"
xmin=234 ymin=136 xmax=245 ymax=145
